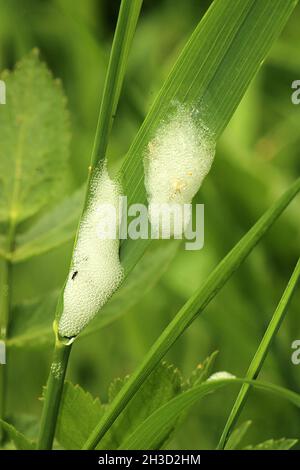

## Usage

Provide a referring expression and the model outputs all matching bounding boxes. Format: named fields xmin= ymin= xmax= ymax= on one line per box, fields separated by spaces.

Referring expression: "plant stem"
xmin=0 ymin=222 xmax=15 ymax=443
xmin=36 ymin=0 xmax=143 ymax=450
xmin=37 ymin=339 xmax=72 ymax=450
xmin=217 ymin=257 xmax=300 ymax=450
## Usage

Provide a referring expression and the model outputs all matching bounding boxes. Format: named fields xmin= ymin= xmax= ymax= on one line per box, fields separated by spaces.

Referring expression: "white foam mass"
xmin=58 ymin=165 xmax=124 ymax=338
xmin=207 ymin=372 xmax=236 ymax=382
xmin=144 ymin=107 xmax=215 ymax=236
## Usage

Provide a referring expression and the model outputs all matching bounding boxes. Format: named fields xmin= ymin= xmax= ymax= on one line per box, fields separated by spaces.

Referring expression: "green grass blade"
xmin=217 ymin=257 xmax=300 ymax=449
xmin=120 ymin=378 xmax=300 ymax=450
xmin=90 ymin=0 xmax=143 ymax=169
xmin=82 ymin=178 xmax=300 ymax=449
xmin=120 ymin=0 xmax=298 ymax=274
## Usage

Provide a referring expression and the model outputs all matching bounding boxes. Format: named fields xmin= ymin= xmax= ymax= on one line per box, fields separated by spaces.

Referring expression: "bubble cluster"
xmin=50 ymin=361 xmax=63 ymax=379
xmin=58 ymin=165 xmax=123 ymax=338
xmin=144 ymin=106 xmax=215 ymax=236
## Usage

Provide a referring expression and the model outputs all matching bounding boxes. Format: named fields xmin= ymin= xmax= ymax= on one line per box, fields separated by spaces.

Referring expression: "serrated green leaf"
xmin=186 ymin=351 xmax=218 ymax=388
xmin=11 ymin=188 xmax=84 ymax=263
xmin=0 ymin=419 xmax=35 ymax=450
xmin=225 ymin=421 xmax=252 ymax=450
xmin=0 ymin=49 xmax=71 ymax=224
xmin=55 ymin=362 xmax=182 ymax=450
xmin=108 ymin=377 xmax=130 ymax=404
xmin=98 ymin=362 xmax=182 ymax=450
xmin=55 ymin=382 xmax=104 ymax=450
xmin=8 ymin=241 xmax=179 ymax=348
xmin=244 ymin=438 xmax=298 ymax=450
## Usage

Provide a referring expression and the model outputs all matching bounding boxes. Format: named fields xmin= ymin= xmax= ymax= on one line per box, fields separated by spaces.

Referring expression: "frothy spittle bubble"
xmin=58 ymin=164 xmax=123 ymax=338
xmin=144 ymin=106 xmax=215 ymax=236
xmin=207 ymin=372 xmax=236 ymax=382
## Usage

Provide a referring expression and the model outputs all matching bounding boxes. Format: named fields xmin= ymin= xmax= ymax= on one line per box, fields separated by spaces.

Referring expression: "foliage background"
xmin=1 ymin=0 xmax=300 ymax=449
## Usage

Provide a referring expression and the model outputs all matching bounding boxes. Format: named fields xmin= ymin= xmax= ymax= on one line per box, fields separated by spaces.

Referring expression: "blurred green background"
xmin=1 ymin=0 xmax=300 ymax=449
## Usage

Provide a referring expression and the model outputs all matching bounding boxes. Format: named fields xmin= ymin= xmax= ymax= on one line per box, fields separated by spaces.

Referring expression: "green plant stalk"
xmin=82 ymin=178 xmax=300 ymax=449
xmin=0 ymin=222 xmax=16 ymax=443
xmin=217 ymin=257 xmax=300 ymax=450
xmin=36 ymin=0 xmax=143 ymax=450
xmin=37 ymin=339 xmax=71 ymax=450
